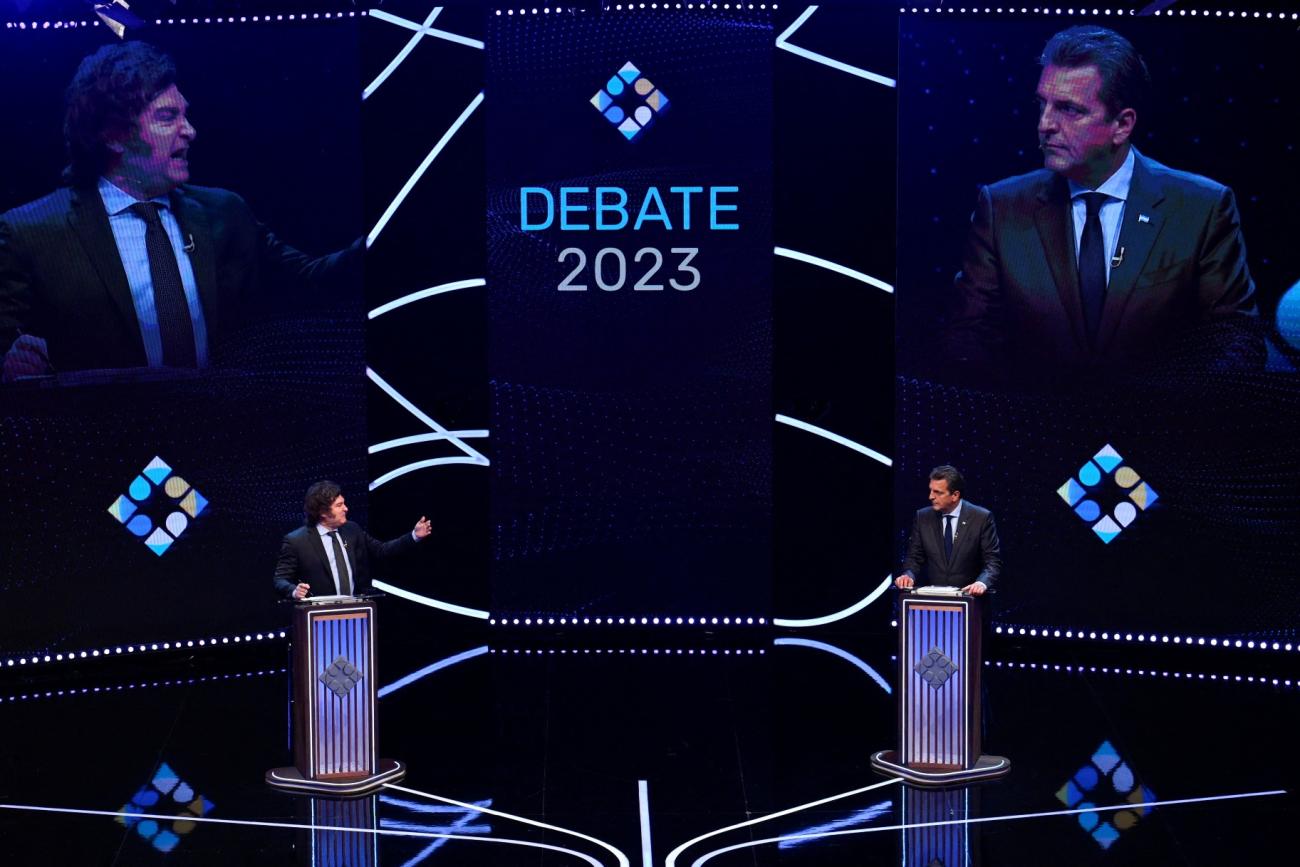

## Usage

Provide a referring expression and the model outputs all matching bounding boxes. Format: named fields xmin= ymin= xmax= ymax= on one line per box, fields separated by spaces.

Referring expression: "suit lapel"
xmin=1096 ymin=152 xmax=1167 ymax=354
xmin=66 ymin=186 xmax=142 ymax=353
xmin=169 ymin=188 xmax=220 ymax=331
xmin=950 ymin=508 xmax=974 ymax=564
xmin=1033 ymin=176 xmax=1089 ymax=356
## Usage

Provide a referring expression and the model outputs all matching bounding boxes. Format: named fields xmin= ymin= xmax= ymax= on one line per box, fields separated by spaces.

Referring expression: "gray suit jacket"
xmin=902 ymin=501 xmax=1002 ymax=590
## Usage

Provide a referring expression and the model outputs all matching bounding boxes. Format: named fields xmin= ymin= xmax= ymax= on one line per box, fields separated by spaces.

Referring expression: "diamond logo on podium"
xmin=913 ymin=646 xmax=958 ymax=689
xmin=590 ymin=61 xmax=671 ymax=141
xmin=319 ymin=656 xmax=364 ymax=698
xmin=1057 ymin=444 xmax=1159 ymax=544
xmin=106 ymin=456 xmax=209 ymax=556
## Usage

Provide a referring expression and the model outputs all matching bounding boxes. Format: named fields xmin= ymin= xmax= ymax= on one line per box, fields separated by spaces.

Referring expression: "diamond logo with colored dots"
xmin=117 ymin=762 xmax=215 ymax=854
xmin=107 ymin=456 xmax=208 ymax=556
xmin=1055 ymin=741 xmax=1154 ymax=849
xmin=1056 ymin=444 xmax=1158 ymax=544
xmin=590 ymin=61 xmax=670 ymax=141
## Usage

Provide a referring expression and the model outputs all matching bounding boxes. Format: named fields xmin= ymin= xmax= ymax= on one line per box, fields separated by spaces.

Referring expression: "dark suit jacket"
xmin=0 ymin=183 xmax=360 ymax=372
xmin=272 ymin=522 xmax=416 ymax=600
xmin=902 ymin=501 xmax=1001 ymax=589
xmin=947 ymin=149 xmax=1260 ymax=371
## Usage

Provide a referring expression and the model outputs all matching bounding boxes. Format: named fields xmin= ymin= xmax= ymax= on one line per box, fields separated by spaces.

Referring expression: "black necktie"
xmin=943 ymin=514 xmax=954 ymax=561
xmin=327 ymin=530 xmax=353 ymax=596
xmin=128 ymin=202 xmax=197 ymax=367
xmin=1077 ymin=191 xmax=1109 ymax=348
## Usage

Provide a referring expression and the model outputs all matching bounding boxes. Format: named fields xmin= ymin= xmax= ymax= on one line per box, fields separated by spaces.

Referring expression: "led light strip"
xmin=497 ymin=4 xmax=779 ymax=12
xmin=4 ymin=12 xmax=366 ymax=29
xmin=2 ymin=630 xmax=287 ymax=669
xmin=774 ymin=246 xmax=895 ymax=292
xmin=897 ymin=6 xmax=1300 ymax=17
xmin=488 ymin=615 xmax=765 ymax=626
xmin=985 ymin=658 xmax=1298 ymax=688
xmin=1 ymin=668 xmax=286 ymax=704
xmin=992 ymin=624 xmax=1299 ymax=652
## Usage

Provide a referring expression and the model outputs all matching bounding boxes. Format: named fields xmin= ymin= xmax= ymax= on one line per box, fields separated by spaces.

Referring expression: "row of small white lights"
xmin=5 ymin=12 xmax=363 ymax=29
xmin=497 ymin=4 xmax=777 ymax=12
xmin=985 ymin=659 xmax=1295 ymax=688
xmin=903 ymin=7 xmax=1300 ymax=15
xmin=1 ymin=668 xmax=287 ymax=704
xmin=993 ymin=625 xmax=1296 ymax=651
xmin=4 ymin=631 xmax=288 ymax=667
xmin=490 ymin=647 xmax=764 ymax=655
xmin=489 ymin=616 xmax=765 ymax=625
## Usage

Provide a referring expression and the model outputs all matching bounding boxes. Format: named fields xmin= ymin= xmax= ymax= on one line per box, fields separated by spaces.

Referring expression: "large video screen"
xmin=0 ymin=19 xmax=368 ymax=658
xmin=895 ymin=16 xmax=1300 ymax=637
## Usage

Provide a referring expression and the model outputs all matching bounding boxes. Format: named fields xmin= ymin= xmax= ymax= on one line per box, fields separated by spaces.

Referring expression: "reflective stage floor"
xmin=2 ymin=626 xmax=1296 ymax=865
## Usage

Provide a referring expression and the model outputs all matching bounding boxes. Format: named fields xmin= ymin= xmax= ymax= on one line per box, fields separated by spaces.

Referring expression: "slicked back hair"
xmin=1040 ymin=25 xmax=1151 ymax=120
xmin=929 ymin=465 xmax=965 ymax=497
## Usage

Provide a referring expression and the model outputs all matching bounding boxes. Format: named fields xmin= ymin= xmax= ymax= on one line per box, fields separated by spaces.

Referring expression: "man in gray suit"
xmin=896 ymin=465 xmax=1001 ymax=595
xmin=947 ymin=25 xmax=1259 ymax=371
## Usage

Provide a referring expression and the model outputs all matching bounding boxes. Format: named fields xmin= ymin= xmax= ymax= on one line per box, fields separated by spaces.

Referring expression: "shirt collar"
xmin=98 ymin=176 xmax=170 ymax=216
xmin=941 ymin=500 xmax=963 ymax=522
xmin=1068 ymin=146 xmax=1135 ymax=204
xmin=316 ymin=523 xmax=337 ymax=538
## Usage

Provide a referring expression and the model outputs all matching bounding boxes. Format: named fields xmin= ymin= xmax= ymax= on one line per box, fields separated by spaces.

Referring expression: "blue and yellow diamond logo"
xmin=107 ymin=456 xmax=208 ymax=556
xmin=591 ymin=61 xmax=670 ymax=141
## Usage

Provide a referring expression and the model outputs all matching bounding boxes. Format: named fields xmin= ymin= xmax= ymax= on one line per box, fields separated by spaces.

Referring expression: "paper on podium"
xmin=305 ymin=594 xmax=354 ymax=604
xmin=915 ymin=585 xmax=963 ymax=596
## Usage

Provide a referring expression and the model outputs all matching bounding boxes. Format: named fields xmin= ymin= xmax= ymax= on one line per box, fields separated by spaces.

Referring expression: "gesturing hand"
xmin=413 ymin=516 xmax=432 ymax=540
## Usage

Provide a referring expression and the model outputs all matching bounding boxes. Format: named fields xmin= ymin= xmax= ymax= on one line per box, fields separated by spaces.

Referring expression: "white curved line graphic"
xmin=363 ymin=6 xmax=443 ymax=101
xmin=370 ymin=456 xmax=488 ymax=490
xmin=663 ymin=777 xmax=901 ymax=867
xmin=773 ymin=637 xmax=891 ymax=694
xmin=688 ymin=789 xmax=1288 ymax=867
xmin=369 ymin=278 xmax=487 ymax=319
xmin=774 ymin=246 xmax=894 ymax=293
xmin=368 ymin=91 xmax=485 ymax=248
xmin=774 ymin=414 xmax=891 ymax=466
xmin=379 ymin=645 xmax=490 ymax=698
xmin=0 ymin=802 xmax=605 ymax=865
xmin=775 ymin=6 xmax=897 ymax=88
xmin=385 ymin=783 xmax=631 ymax=867
xmin=372 ymin=579 xmax=490 ymax=621
xmin=773 ymin=575 xmax=894 ymax=629
xmin=367 ymin=366 xmax=489 ymax=466
xmin=369 ymin=8 xmax=486 ymax=50
xmin=370 ymin=431 xmax=490 ymax=455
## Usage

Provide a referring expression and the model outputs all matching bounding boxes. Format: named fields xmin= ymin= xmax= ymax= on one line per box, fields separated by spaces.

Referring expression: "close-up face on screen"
xmin=896 ymin=16 xmax=1300 ymax=636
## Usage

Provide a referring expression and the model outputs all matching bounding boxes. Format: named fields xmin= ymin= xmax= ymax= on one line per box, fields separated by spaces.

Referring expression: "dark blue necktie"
xmin=1077 ymin=191 xmax=1109 ymax=348
xmin=129 ymin=202 xmax=197 ymax=367
xmin=943 ymin=514 xmax=954 ymax=561
xmin=328 ymin=530 xmax=353 ymax=596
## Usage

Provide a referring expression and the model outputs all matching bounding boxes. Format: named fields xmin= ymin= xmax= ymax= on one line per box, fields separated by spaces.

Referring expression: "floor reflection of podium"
xmin=901 ymin=785 xmax=979 ymax=867
xmin=872 ymin=591 xmax=1009 ymax=785
xmin=295 ymin=795 xmax=378 ymax=867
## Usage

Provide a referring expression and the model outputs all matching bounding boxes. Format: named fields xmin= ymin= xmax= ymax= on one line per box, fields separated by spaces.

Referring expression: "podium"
xmin=266 ymin=598 xmax=406 ymax=795
xmin=871 ymin=590 xmax=1009 ymax=785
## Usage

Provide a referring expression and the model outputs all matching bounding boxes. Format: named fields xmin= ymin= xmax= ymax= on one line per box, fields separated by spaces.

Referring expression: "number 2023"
xmin=557 ymin=247 xmax=700 ymax=292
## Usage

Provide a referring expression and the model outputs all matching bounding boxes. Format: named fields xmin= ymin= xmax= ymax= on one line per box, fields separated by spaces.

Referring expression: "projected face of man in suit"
xmin=1036 ymin=63 xmax=1135 ymax=189
xmin=105 ymin=84 xmax=197 ymax=200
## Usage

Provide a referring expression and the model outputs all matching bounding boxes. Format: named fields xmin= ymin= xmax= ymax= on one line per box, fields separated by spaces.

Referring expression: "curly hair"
xmin=303 ymin=480 xmax=343 ymax=526
xmin=63 ymin=42 xmax=177 ymax=186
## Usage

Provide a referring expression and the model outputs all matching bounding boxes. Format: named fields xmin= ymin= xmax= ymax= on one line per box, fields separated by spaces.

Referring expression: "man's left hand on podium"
xmin=960 ymin=581 xmax=987 ymax=596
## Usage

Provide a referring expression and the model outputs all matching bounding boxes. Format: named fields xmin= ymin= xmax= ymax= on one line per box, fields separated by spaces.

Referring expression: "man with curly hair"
xmin=0 ymin=42 xmax=359 ymax=381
